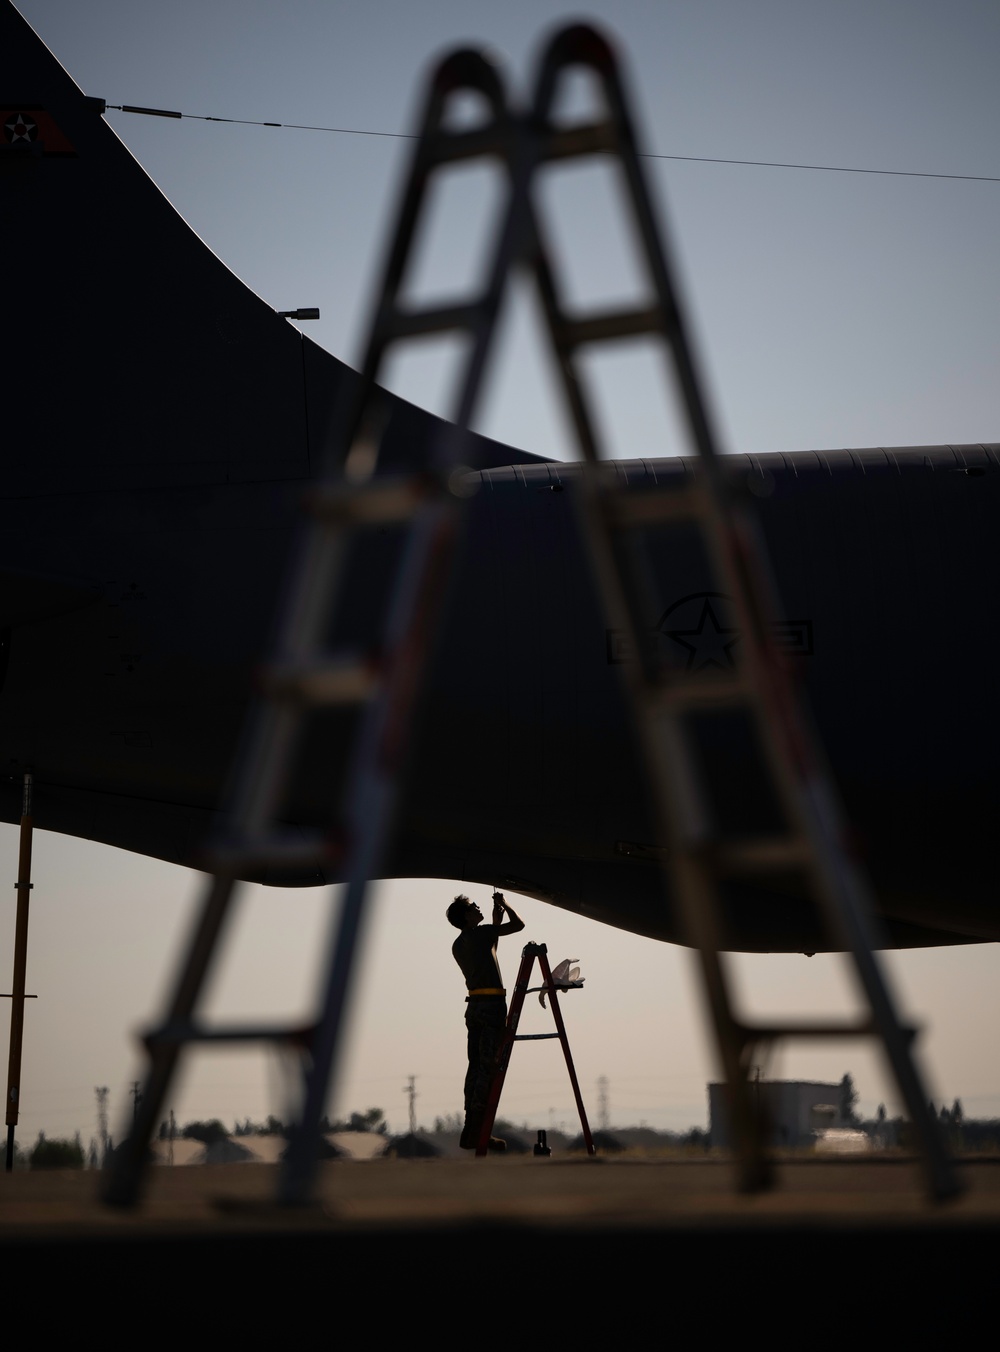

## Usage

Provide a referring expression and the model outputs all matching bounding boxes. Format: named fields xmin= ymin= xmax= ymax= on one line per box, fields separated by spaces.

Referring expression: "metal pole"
xmin=406 ymin=1075 xmax=417 ymax=1135
xmin=5 ymin=773 xmax=34 ymax=1171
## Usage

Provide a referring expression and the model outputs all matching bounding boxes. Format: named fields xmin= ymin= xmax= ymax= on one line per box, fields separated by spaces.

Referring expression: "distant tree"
xmin=181 ymin=1119 xmax=229 ymax=1145
xmin=838 ymin=1074 xmax=860 ymax=1125
xmin=348 ymin=1107 xmax=386 ymax=1134
xmin=951 ymin=1099 xmax=964 ymax=1123
xmin=30 ymin=1132 xmax=84 ymax=1170
xmin=681 ymin=1127 xmax=709 ymax=1150
xmin=877 ymin=1103 xmax=886 ymax=1123
xmin=939 ymin=1104 xmax=951 ymax=1123
xmin=433 ymin=1113 xmax=463 ymax=1134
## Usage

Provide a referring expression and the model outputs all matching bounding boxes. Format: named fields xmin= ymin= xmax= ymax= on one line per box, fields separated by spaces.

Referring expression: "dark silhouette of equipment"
xmin=107 ymin=21 xmax=956 ymax=1207
xmin=4 ymin=773 xmax=35 ymax=1172
xmin=477 ymin=942 xmax=594 ymax=1158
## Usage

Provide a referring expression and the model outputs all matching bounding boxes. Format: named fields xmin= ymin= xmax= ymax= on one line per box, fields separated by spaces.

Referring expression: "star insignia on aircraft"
xmin=661 ymin=596 xmax=740 ymax=672
xmin=4 ymin=112 xmax=38 ymax=144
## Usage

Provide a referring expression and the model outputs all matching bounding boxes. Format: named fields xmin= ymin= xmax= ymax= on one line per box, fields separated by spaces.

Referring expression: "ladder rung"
xmin=428 ymin=120 xmax=616 ymax=168
xmin=513 ymin=1033 xmax=562 ymax=1041
xmin=708 ymin=836 xmax=814 ymax=876
xmin=384 ymin=300 xmax=486 ymax=341
xmin=654 ymin=674 xmax=750 ymax=711
xmin=425 ymin=126 xmax=509 ymax=164
xmin=204 ymin=831 xmax=336 ymax=873
xmin=607 ymin=486 xmax=708 ymax=526
xmin=543 ymin=123 xmax=617 ymax=160
xmin=739 ymin=1020 xmax=918 ymax=1043
xmin=145 ymin=1021 xmax=314 ymax=1048
xmin=308 ymin=478 xmax=427 ymax=525
xmin=559 ymin=305 xmax=662 ymax=349
xmin=263 ymin=654 xmax=380 ymax=705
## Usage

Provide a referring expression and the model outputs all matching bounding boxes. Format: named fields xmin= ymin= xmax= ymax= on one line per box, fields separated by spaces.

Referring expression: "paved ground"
xmin=2 ymin=1154 xmax=998 ymax=1233
xmin=5 ymin=1158 xmax=995 ymax=1331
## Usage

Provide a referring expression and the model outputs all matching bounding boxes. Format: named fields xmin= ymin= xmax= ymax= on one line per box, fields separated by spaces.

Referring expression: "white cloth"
xmin=539 ymin=958 xmax=584 ymax=1007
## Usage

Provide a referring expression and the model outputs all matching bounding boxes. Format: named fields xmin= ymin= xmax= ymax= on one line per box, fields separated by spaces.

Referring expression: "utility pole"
xmin=5 ymin=772 xmax=36 ymax=1172
xmin=130 ymin=1080 xmax=142 ymax=1128
xmin=96 ymin=1086 xmax=109 ymax=1167
xmin=597 ymin=1075 xmax=610 ymax=1132
xmin=404 ymin=1076 xmax=417 ymax=1135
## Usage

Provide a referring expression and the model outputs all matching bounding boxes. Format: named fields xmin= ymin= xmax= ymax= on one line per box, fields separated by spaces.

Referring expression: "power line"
xmin=101 ymin=102 xmax=1000 ymax=185
xmin=642 ymin=151 xmax=1000 ymax=184
xmin=105 ymin=103 xmax=416 ymax=140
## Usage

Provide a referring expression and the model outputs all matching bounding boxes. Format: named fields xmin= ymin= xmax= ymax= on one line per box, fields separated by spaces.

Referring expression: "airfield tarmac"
xmin=3 ymin=1154 xmax=1000 ymax=1232
xmin=3 ymin=1154 xmax=998 ymax=1331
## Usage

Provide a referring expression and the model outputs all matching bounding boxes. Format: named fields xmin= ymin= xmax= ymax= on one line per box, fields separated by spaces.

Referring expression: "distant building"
xmin=708 ymin=1080 xmax=848 ymax=1149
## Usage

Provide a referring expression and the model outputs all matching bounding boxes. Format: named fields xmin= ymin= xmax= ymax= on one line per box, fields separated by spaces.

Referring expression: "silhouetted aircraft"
xmin=4 ymin=3 xmax=997 ymax=953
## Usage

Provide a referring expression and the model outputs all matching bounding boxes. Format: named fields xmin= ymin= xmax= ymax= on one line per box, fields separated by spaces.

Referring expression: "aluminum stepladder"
xmin=107 ymin=21 xmax=956 ymax=1207
xmin=476 ymin=942 xmax=595 ymax=1157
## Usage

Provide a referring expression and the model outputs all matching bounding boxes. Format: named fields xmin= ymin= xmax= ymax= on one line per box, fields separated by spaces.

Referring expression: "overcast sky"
xmin=6 ymin=0 xmax=999 ymax=1148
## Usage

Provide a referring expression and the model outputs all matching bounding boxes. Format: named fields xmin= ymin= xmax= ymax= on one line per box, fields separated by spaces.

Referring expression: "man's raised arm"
xmin=492 ymin=892 xmax=525 ymax=936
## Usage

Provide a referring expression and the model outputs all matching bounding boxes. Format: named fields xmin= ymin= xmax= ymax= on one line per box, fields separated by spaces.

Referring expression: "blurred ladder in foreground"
xmin=108 ymin=22 xmax=957 ymax=1207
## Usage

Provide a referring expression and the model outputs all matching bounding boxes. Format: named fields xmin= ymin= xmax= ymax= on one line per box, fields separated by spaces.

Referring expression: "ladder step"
xmin=558 ymin=305 xmax=662 ymax=350
xmin=384 ymin=300 xmax=486 ymax=341
xmin=544 ymin=123 xmax=617 ymax=160
xmin=606 ymin=485 xmax=709 ymax=526
xmin=204 ymin=831 xmax=337 ymax=873
xmin=513 ymin=1033 xmax=562 ymax=1041
xmin=263 ymin=654 xmax=380 ymax=705
xmin=426 ymin=124 xmax=511 ymax=165
xmin=654 ymin=674 xmax=750 ymax=711
xmin=740 ymin=1020 xmax=918 ymax=1043
xmin=709 ymin=836 xmax=814 ymax=875
xmin=308 ymin=477 xmax=428 ymax=525
xmin=423 ymin=120 xmax=618 ymax=173
xmin=145 ymin=1021 xmax=315 ymax=1048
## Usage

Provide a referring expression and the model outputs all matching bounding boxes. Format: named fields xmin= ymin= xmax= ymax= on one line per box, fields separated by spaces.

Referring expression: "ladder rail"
xmin=333 ymin=49 xmax=509 ymax=458
xmin=518 ymin=28 xmax=777 ymax=1186
xmin=108 ymin=51 xmax=521 ymax=1208
xmin=516 ymin=25 xmax=956 ymax=1197
xmin=473 ymin=949 xmax=531 ymax=1155
xmin=281 ymin=498 xmax=461 ymax=1200
xmin=535 ymin=948 xmax=595 ymax=1156
xmin=106 ymin=871 xmax=238 ymax=1203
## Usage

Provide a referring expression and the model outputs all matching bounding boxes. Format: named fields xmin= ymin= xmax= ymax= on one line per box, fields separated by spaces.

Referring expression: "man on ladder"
xmin=447 ymin=891 xmax=524 ymax=1150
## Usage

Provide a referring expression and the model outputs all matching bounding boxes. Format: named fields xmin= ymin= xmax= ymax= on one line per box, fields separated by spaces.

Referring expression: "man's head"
xmin=447 ymin=895 xmax=482 ymax=930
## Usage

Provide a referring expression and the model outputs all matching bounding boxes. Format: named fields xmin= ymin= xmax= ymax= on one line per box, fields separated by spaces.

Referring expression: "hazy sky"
xmin=6 ymin=0 xmax=999 ymax=1148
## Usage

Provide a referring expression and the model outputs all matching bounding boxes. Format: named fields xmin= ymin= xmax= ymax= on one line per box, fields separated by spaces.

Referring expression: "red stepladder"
xmin=476 ymin=942 xmax=595 ymax=1158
